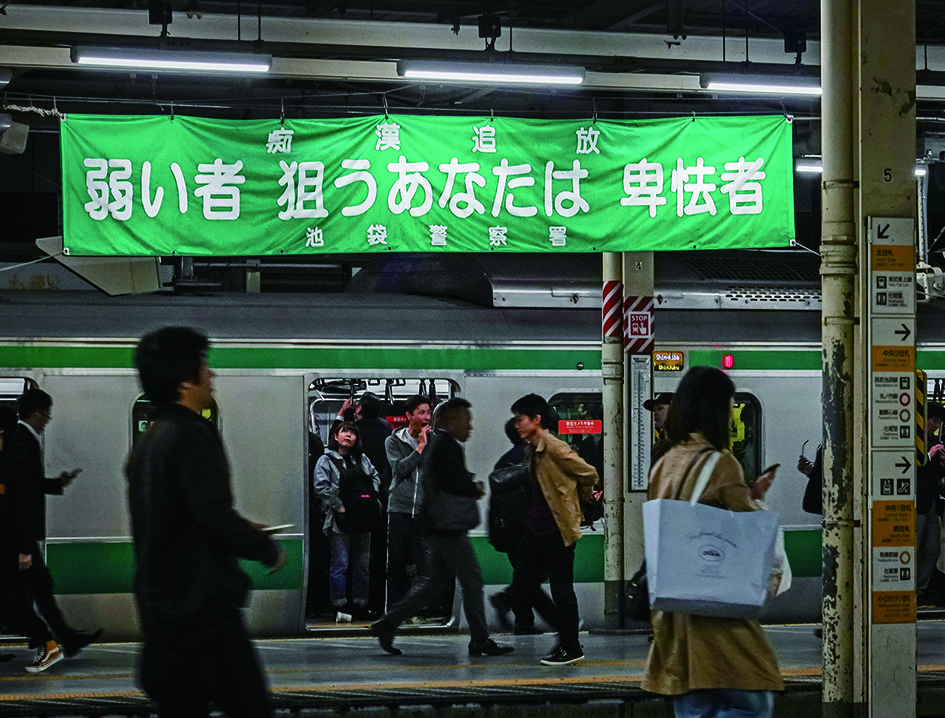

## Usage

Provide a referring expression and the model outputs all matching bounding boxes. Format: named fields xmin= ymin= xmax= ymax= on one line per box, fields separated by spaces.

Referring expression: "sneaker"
xmin=63 ymin=628 xmax=103 ymax=658
xmin=540 ymin=645 xmax=584 ymax=666
xmin=25 ymin=641 xmax=63 ymax=673
xmin=370 ymin=619 xmax=402 ymax=656
xmin=469 ymin=638 xmax=515 ymax=656
xmin=335 ymin=611 xmax=353 ymax=624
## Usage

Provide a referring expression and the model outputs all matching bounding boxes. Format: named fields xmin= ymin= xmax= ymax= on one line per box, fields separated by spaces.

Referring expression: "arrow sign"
xmin=877 ymin=223 xmax=890 ymax=240
xmin=895 ymin=324 xmax=912 ymax=341
xmin=895 ymin=456 xmax=912 ymax=473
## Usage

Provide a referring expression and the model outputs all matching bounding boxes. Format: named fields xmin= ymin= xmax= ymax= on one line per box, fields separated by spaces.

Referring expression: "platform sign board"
xmin=870 ymin=319 xmax=915 ymax=448
xmin=868 ymin=217 xmax=917 ymax=629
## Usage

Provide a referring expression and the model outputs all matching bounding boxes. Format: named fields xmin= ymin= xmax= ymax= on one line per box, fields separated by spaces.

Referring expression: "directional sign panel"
xmin=869 ymin=216 xmax=914 ymax=246
xmin=871 ymin=318 xmax=916 ymax=448
xmin=872 ymin=450 xmax=914 ymax=498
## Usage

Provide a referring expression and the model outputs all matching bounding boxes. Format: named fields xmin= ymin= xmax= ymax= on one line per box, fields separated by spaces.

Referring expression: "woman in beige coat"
xmin=642 ymin=366 xmax=781 ymax=718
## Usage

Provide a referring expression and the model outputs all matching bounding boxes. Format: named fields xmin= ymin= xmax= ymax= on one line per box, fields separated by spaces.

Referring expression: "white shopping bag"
xmin=644 ymin=453 xmax=780 ymax=619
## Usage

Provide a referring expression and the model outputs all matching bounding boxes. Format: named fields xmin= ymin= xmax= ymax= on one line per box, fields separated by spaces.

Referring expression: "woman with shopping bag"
xmin=641 ymin=366 xmax=783 ymax=718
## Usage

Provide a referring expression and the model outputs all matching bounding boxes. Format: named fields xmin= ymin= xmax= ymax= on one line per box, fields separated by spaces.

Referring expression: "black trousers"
xmin=1 ymin=562 xmax=52 ymax=649
xmin=510 ymin=530 xmax=580 ymax=652
xmin=140 ymin=604 xmax=272 ymax=718
xmin=17 ymin=546 xmax=72 ymax=647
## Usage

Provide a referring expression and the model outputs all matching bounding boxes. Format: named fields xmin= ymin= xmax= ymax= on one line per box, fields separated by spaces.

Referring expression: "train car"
xmin=0 ymin=253 xmax=936 ymax=640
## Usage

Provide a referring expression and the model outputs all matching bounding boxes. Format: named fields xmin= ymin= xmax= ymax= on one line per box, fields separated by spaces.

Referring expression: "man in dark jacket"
xmin=371 ymin=398 xmax=513 ymax=658
xmin=9 ymin=389 xmax=100 ymax=671
xmin=126 ymin=327 xmax=286 ymax=718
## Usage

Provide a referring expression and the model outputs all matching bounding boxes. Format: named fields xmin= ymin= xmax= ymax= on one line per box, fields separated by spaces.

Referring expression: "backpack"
xmin=487 ymin=463 xmax=530 ymax=553
xmin=327 ymin=454 xmax=382 ymax=534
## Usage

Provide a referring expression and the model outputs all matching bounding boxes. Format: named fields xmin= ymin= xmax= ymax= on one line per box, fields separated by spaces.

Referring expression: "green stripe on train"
xmin=0 ymin=345 xmax=600 ymax=372
xmin=688 ymin=349 xmax=822 ymax=371
xmin=45 ymin=530 xmax=822 ymax=595
xmin=45 ymin=539 xmax=304 ymax=595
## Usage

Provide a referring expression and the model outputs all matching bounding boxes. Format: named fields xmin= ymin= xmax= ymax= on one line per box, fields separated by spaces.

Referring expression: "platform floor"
xmin=3 ymin=623 xmax=945 ymax=717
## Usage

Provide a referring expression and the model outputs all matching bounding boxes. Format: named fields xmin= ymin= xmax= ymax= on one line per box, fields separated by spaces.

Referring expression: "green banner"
xmin=61 ymin=114 xmax=794 ymax=256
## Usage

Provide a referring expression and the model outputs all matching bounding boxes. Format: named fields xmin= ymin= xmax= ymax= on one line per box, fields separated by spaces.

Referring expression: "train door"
xmin=304 ymin=375 xmax=459 ymax=630
xmin=549 ymin=391 xmax=605 ymax=525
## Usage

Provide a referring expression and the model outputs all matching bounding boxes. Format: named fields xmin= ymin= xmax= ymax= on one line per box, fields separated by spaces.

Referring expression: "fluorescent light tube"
xmin=705 ymin=80 xmax=822 ymax=96
xmin=397 ymin=61 xmax=583 ymax=86
xmin=795 ymin=161 xmax=823 ymax=173
xmin=73 ymin=47 xmax=271 ymax=74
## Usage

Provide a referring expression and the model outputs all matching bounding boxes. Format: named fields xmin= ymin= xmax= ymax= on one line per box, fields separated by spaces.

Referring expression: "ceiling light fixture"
xmin=796 ymin=159 xmax=928 ymax=177
xmin=701 ymin=73 xmax=821 ymax=96
xmin=72 ymin=47 xmax=271 ymax=74
xmin=397 ymin=60 xmax=584 ymax=86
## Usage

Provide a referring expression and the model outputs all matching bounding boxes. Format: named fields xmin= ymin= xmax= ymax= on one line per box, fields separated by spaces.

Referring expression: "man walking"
xmin=371 ymin=397 xmax=513 ymax=658
xmin=126 ymin=326 xmax=286 ymax=717
xmin=10 ymin=388 xmax=101 ymax=671
xmin=509 ymin=394 xmax=599 ymax=665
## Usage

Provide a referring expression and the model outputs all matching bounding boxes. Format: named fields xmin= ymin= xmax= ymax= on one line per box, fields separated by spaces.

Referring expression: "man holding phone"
xmin=10 ymin=388 xmax=101 ymax=672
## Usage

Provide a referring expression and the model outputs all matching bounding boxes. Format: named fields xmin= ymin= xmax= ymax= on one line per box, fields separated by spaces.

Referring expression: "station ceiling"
xmin=0 ymin=0 xmax=887 ymax=122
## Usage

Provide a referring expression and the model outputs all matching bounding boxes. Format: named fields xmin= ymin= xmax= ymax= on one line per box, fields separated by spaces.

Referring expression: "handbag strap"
xmin=671 ymin=446 xmax=715 ymax=501
xmin=688 ymin=451 xmax=722 ymax=506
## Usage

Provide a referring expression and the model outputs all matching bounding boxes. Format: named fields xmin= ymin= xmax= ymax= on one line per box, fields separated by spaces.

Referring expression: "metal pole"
xmin=601 ymin=252 xmax=625 ymax=626
xmin=821 ymin=0 xmax=858 ymax=714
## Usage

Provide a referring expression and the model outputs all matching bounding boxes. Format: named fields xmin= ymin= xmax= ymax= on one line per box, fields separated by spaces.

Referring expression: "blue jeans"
xmin=328 ymin=529 xmax=371 ymax=608
xmin=674 ymin=689 xmax=774 ymax=718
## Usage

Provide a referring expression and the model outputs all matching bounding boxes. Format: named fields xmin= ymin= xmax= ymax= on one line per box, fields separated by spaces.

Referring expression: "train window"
xmin=307 ymin=377 xmax=457 ymax=444
xmin=732 ymin=393 xmax=762 ymax=483
xmin=548 ymin=392 xmax=604 ymax=480
xmin=131 ymin=395 xmax=219 ymax=450
xmin=0 ymin=377 xmax=38 ymax=412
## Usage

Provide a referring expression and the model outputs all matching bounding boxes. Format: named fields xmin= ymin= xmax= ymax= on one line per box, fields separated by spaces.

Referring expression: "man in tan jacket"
xmin=509 ymin=394 xmax=599 ymax=665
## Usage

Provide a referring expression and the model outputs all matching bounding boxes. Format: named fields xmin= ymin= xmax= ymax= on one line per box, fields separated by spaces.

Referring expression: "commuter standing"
xmin=313 ymin=421 xmax=382 ymax=621
xmin=126 ymin=327 xmax=286 ymax=718
xmin=917 ymin=401 xmax=945 ymax=606
xmin=9 ymin=389 xmax=101 ymax=670
xmin=644 ymin=392 xmax=674 ymax=467
xmin=385 ymin=395 xmax=432 ymax=608
xmin=643 ymin=366 xmax=781 ymax=718
xmin=508 ymin=394 xmax=599 ymax=665
xmin=371 ymin=398 xmax=513 ymax=658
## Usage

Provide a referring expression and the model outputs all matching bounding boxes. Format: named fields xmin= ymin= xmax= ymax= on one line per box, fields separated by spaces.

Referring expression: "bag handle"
xmin=670 ymin=446 xmax=715 ymax=501
xmin=689 ymin=451 xmax=722 ymax=506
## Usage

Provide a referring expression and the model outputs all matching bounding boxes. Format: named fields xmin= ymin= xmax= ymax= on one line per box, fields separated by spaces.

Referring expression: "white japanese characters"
xmin=78 ymin=117 xmax=774 ymax=252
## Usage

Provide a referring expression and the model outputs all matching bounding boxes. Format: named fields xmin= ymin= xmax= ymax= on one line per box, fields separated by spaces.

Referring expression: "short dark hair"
xmin=511 ymin=394 xmax=550 ymax=427
xmin=135 ymin=327 xmax=209 ymax=404
xmin=404 ymin=395 xmax=430 ymax=416
xmin=665 ymin=365 xmax=735 ymax=450
xmin=930 ymin=401 xmax=945 ymax=422
xmin=328 ymin=420 xmax=363 ymax=455
xmin=503 ymin=416 xmax=522 ymax=445
xmin=359 ymin=392 xmax=382 ymax=420
xmin=435 ymin=397 xmax=471 ymax=428
xmin=18 ymin=388 xmax=51 ymax=420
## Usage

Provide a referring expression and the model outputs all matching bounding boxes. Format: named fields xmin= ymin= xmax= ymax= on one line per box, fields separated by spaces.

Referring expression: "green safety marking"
xmin=45 ymin=529 xmax=821 ymax=596
xmin=0 ymin=345 xmax=600 ymax=373
xmin=688 ymin=349 xmax=822 ymax=371
xmin=46 ymin=539 xmax=304 ymax=595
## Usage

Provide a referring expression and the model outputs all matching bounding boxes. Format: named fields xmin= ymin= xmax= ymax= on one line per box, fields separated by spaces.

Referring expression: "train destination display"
xmin=60 ymin=114 xmax=795 ymax=256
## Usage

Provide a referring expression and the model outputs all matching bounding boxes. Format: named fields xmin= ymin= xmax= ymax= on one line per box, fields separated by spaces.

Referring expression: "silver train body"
xmin=0 ymin=274 xmax=935 ymax=640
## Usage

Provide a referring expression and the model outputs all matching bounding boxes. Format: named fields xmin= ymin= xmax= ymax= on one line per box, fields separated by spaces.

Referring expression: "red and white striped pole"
xmin=601 ymin=253 xmax=625 ymax=627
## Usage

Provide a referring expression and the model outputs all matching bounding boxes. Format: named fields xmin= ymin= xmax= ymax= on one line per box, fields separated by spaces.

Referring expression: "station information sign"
xmin=868 ymin=216 xmax=917 ymax=625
